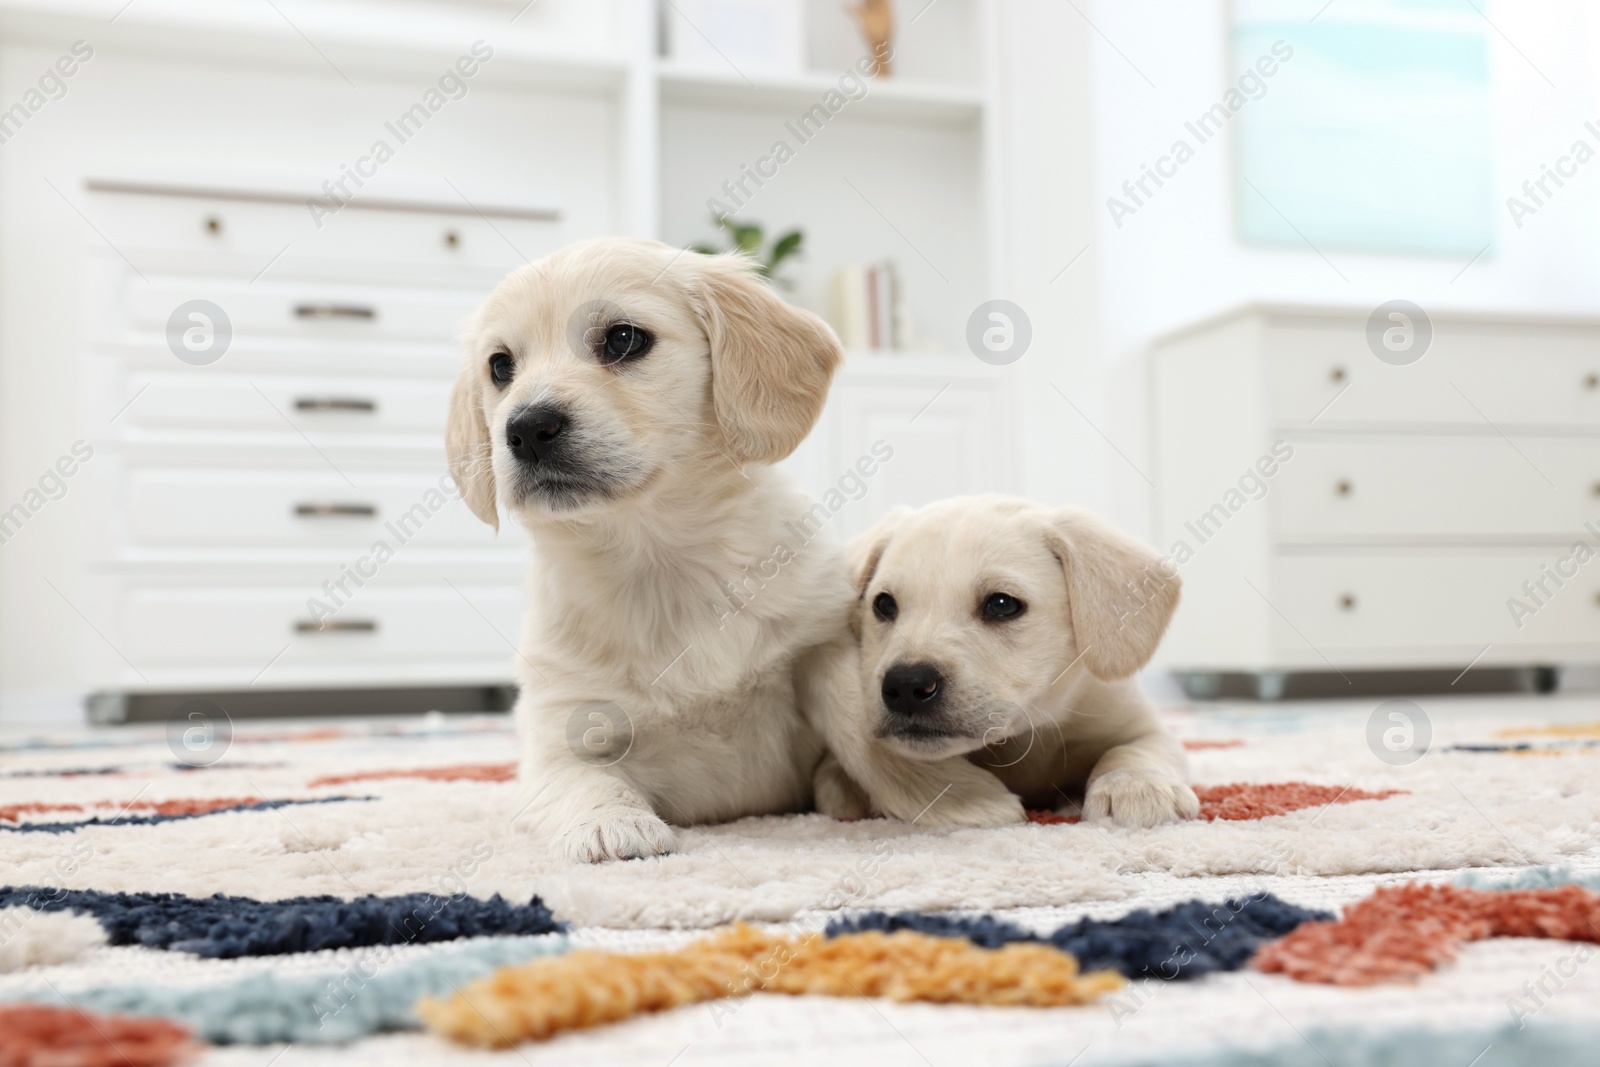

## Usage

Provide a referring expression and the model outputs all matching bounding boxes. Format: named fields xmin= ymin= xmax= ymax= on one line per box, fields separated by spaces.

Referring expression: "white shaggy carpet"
xmin=3 ymin=692 xmax=1600 ymax=1065
xmin=5 ymin=698 xmax=1599 ymax=927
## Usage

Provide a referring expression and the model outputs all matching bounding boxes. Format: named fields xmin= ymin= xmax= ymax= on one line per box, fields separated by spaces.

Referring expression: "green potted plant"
xmin=691 ymin=217 xmax=804 ymax=288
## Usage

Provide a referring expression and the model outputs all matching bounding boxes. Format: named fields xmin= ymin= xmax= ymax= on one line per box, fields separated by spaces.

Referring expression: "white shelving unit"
xmin=649 ymin=0 xmax=1011 ymax=519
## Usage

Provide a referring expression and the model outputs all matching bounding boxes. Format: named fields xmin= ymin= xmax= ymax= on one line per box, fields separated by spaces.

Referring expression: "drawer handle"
xmin=294 ymin=303 xmax=376 ymax=320
xmin=294 ymin=502 xmax=377 ymax=518
xmin=294 ymin=397 xmax=377 ymax=413
xmin=1585 ymin=372 xmax=1598 ymax=390
xmin=1330 ymin=365 xmax=1347 ymax=383
xmin=1339 ymin=593 xmax=1358 ymax=611
xmin=295 ymin=619 xmax=378 ymax=634
xmin=1335 ymin=479 xmax=1353 ymax=496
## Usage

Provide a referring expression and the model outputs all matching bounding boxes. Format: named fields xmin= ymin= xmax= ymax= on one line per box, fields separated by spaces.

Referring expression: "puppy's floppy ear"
xmin=445 ymin=355 xmax=499 ymax=529
xmin=687 ymin=253 xmax=843 ymax=464
xmin=1044 ymin=508 xmax=1180 ymax=680
xmin=846 ymin=506 xmax=910 ymax=637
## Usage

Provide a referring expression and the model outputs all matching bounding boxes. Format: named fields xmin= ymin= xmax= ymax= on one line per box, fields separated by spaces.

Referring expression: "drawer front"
xmin=1266 ymin=322 xmax=1600 ymax=428
xmin=115 ymin=372 xmax=450 ymax=438
xmin=1271 ymin=553 xmax=1600 ymax=654
xmin=121 ymin=584 xmax=522 ymax=669
xmin=90 ymin=190 xmax=561 ymax=275
xmin=122 ymin=467 xmax=488 ymax=550
xmin=1275 ymin=438 xmax=1600 ymax=542
xmin=121 ymin=275 xmax=482 ymax=344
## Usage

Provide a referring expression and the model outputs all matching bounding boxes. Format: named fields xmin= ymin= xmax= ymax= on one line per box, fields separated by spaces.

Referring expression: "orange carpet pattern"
xmin=1194 ymin=782 xmax=1405 ymax=821
xmin=1024 ymin=782 xmax=1404 ymax=826
xmin=1254 ymin=883 xmax=1600 ymax=985
xmin=415 ymin=924 xmax=1122 ymax=1046
xmin=1496 ymin=721 xmax=1600 ymax=739
xmin=307 ymin=762 xmax=517 ymax=787
xmin=0 ymin=802 xmax=80 ymax=823
xmin=0 ymin=1005 xmax=195 ymax=1067
xmin=1 ymin=797 xmax=278 ymax=823
xmin=1026 ymin=809 xmax=1079 ymax=825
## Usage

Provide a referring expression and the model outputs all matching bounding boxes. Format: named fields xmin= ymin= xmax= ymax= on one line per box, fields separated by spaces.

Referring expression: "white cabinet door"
xmin=783 ymin=358 xmax=1018 ymax=543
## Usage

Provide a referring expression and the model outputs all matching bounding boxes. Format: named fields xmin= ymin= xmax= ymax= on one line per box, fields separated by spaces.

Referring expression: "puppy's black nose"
xmin=881 ymin=663 xmax=945 ymax=716
xmin=506 ymin=404 xmax=568 ymax=465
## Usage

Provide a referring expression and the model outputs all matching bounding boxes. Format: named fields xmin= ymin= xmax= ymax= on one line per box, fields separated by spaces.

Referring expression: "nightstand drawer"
xmin=112 ymin=372 xmax=451 ymax=440
xmin=120 ymin=583 xmax=522 ymax=670
xmin=1274 ymin=437 xmax=1600 ymax=542
xmin=1271 ymin=553 xmax=1600 ymax=654
xmin=120 ymin=275 xmax=481 ymax=345
xmin=122 ymin=466 xmax=488 ymax=550
xmin=1267 ymin=322 xmax=1600 ymax=428
xmin=89 ymin=187 xmax=560 ymax=276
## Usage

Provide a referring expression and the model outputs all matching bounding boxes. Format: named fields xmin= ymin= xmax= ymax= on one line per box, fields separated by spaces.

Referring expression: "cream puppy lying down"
xmin=811 ymin=496 xmax=1199 ymax=829
xmin=446 ymin=237 xmax=851 ymax=863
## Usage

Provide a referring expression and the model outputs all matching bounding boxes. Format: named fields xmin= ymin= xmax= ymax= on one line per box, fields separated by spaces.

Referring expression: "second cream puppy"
xmin=812 ymin=496 xmax=1199 ymax=829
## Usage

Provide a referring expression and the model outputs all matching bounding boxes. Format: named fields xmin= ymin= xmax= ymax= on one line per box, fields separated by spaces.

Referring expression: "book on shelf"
xmin=828 ymin=259 xmax=912 ymax=352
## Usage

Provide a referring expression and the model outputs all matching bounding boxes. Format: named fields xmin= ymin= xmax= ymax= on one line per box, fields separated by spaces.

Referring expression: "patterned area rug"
xmin=2 ymin=694 xmax=1599 ymax=1065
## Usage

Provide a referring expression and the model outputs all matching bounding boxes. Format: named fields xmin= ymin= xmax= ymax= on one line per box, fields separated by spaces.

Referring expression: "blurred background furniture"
xmin=78 ymin=179 xmax=548 ymax=721
xmin=1151 ymin=306 xmax=1600 ymax=699
xmin=4 ymin=0 xmax=1600 ymax=723
xmin=0 ymin=0 xmax=1036 ymax=722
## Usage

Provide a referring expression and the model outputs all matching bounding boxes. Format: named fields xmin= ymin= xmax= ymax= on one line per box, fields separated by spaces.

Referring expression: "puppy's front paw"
xmin=556 ymin=808 xmax=677 ymax=863
xmin=1084 ymin=769 xmax=1199 ymax=828
xmin=814 ymin=754 xmax=873 ymax=821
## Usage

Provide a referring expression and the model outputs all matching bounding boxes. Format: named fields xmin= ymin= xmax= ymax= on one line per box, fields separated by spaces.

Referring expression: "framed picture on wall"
xmin=1232 ymin=0 xmax=1494 ymax=258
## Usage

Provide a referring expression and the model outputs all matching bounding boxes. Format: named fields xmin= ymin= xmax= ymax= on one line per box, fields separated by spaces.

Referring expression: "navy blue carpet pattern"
xmin=828 ymin=893 xmax=1331 ymax=980
xmin=0 ymin=886 xmax=565 ymax=957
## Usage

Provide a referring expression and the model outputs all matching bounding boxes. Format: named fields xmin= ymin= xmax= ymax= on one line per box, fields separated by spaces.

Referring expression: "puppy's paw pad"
xmin=558 ymin=809 xmax=677 ymax=863
xmin=1086 ymin=770 xmax=1199 ymax=828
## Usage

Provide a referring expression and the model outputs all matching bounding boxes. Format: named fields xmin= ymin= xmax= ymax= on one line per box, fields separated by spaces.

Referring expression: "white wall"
xmin=1083 ymin=0 xmax=1600 ymax=539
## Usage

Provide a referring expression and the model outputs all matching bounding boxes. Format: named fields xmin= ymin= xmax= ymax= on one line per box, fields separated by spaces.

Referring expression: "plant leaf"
xmin=768 ymin=230 xmax=804 ymax=269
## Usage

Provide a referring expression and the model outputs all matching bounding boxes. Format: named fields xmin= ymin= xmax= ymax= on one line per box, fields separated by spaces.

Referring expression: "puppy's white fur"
xmin=447 ymin=237 xmax=850 ymax=863
xmin=811 ymin=496 xmax=1199 ymax=829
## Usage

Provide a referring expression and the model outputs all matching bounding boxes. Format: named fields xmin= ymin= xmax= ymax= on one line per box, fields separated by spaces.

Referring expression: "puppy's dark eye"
xmin=982 ymin=592 xmax=1026 ymax=621
xmin=601 ymin=323 xmax=652 ymax=365
xmin=872 ymin=592 xmax=898 ymax=622
xmin=488 ymin=352 xmax=515 ymax=386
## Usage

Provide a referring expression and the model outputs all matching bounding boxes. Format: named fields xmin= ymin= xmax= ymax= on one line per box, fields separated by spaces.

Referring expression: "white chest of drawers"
xmin=1149 ymin=305 xmax=1600 ymax=697
xmin=77 ymin=180 xmax=566 ymax=718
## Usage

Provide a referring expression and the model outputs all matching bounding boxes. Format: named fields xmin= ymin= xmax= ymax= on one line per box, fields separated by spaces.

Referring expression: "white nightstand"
xmin=1149 ymin=305 xmax=1600 ymax=698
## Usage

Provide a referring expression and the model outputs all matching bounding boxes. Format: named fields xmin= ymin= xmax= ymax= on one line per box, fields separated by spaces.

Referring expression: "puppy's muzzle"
xmin=881 ymin=662 xmax=945 ymax=717
xmin=506 ymin=403 xmax=569 ymax=466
